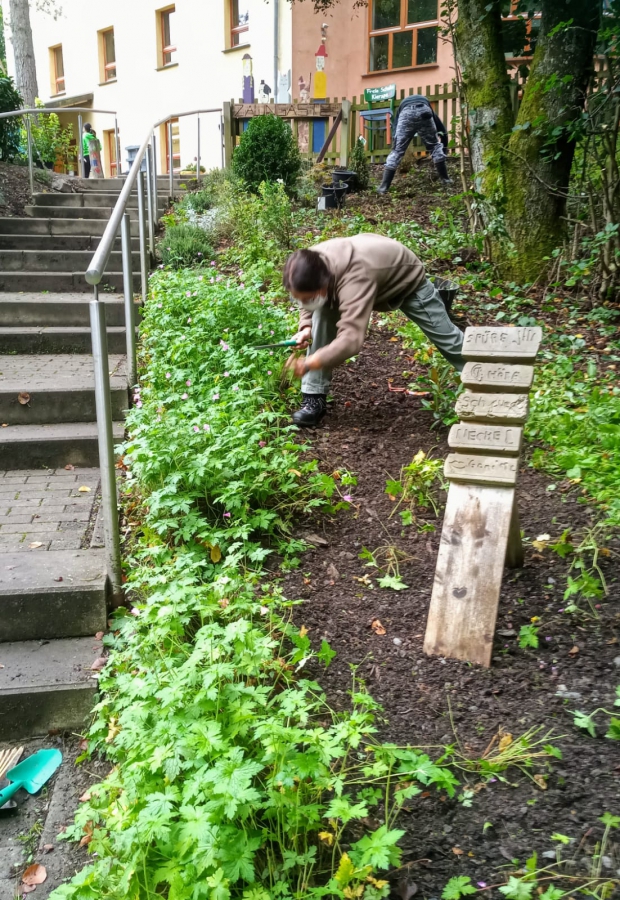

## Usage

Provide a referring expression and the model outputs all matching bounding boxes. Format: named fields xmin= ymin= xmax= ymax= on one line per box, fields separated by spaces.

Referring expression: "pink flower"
xmin=203 ymin=424 xmax=210 ymax=432
xmin=269 ymin=351 xmax=273 ymax=356
xmin=213 ymin=393 xmax=220 ymax=400
xmin=220 ymin=340 xmax=229 ymax=351
xmin=223 ymin=512 xmax=231 ymax=518
xmin=223 ymin=372 xmax=230 ymax=377
xmin=186 ymin=291 xmax=191 ymax=297
xmin=186 ymin=380 xmax=192 ymax=386
xmin=211 ymin=261 xmax=216 ymax=266
xmin=267 ymin=370 xmax=272 ymax=375
xmin=131 ymin=607 xmax=140 ymax=616
xmin=198 ymin=276 xmax=203 ymax=281
xmin=233 ymin=385 xmax=239 ymax=391
xmin=258 ymin=324 xmax=262 ymax=329
xmin=181 ymin=393 xmax=188 ymax=400
xmin=216 ymin=275 xmax=222 ymax=282
xmin=197 ymin=252 xmax=203 ymax=256
xmin=259 ymin=440 xmax=266 ymax=447
xmin=477 ymin=884 xmax=487 ymax=889
xmin=187 ymin=317 xmax=192 ymax=323
xmin=240 ymin=283 xmax=245 ymax=289
xmin=270 ymin=330 xmax=274 ymax=335
xmin=193 ymin=425 xmax=200 ymax=432
xmin=193 ymin=291 xmax=197 ymax=296
xmin=210 ymin=277 xmax=215 ymax=284
xmin=157 ymin=302 xmax=162 ymax=307
xmin=343 ymin=494 xmax=353 ymax=502
xmin=165 ymin=372 xmax=171 ymax=379
xmin=135 ymin=400 xmax=143 ymax=408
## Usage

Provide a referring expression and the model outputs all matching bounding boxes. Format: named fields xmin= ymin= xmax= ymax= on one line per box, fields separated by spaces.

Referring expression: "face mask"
xmin=297 ymin=293 xmax=327 ymax=312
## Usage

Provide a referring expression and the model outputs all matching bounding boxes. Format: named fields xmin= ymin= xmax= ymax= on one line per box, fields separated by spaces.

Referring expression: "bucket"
xmin=321 ymin=182 xmax=347 ymax=209
xmin=433 ymin=276 xmax=458 ymax=313
xmin=332 ymin=170 xmax=357 ymax=192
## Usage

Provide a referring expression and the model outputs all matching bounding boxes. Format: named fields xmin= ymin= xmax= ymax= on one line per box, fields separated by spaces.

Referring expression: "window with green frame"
xmin=369 ymin=0 xmax=438 ymax=72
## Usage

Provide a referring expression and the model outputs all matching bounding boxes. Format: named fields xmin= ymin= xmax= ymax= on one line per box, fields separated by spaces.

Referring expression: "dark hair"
xmin=84 ymin=123 xmax=92 ymax=132
xmin=283 ymin=249 xmax=331 ymax=293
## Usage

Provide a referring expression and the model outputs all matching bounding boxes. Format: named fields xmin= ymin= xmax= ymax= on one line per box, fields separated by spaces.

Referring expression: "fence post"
xmin=223 ymin=101 xmax=233 ymax=168
xmin=340 ymin=100 xmax=351 ymax=168
xmin=78 ymin=113 xmax=84 ymax=177
xmin=89 ymin=289 xmax=123 ymax=603
xmin=145 ymin=144 xmax=155 ymax=256
xmin=196 ymin=114 xmax=201 ymax=186
xmin=168 ymin=120 xmax=174 ymax=199
xmin=25 ymin=116 xmax=34 ymax=195
xmin=121 ymin=212 xmax=137 ymax=388
xmin=115 ymin=116 xmax=122 ymax=176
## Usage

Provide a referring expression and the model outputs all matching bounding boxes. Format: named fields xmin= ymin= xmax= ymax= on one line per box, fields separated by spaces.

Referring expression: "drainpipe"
xmin=273 ymin=0 xmax=279 ymax=105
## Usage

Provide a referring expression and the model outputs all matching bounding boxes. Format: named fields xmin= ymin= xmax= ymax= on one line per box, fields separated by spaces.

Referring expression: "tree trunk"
xmin=501 ymin=0 xmax=602 ymax=279
xmin=8 ymin=0 xmax=38 ymax=107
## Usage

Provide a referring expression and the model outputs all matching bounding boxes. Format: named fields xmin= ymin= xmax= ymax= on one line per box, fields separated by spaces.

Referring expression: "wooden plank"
xmin=424 ymin=483 xmax=516 ymax=667
xmin=455 ymin=391 xmax=529 ymax=424
xmin=340 ymin=99 xmax=351 ymax=167
xmin=448 ymin=423 xmax=523 ymax=456
xmin=462 ymin=325 xmax=542 ymax=362
xmin=222 ymin=101 xmax=233 ymax=168
xmin=232 ymin=102 xmax=341 ymax=118
xmin=461 ymin=362 xmax=534 ymax=393
xmin=317 ymin=108 xmax=342 ymax=164
xmin=444 ymin=453 xmax=518 ymax=487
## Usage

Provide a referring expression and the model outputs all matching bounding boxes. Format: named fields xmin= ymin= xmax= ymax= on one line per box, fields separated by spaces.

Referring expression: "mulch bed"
xmin=281 ymin=322 xmax=620 ymax=896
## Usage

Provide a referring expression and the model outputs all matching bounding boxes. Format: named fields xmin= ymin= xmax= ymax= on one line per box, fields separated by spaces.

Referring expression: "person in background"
xmin=378 ymin=95 xmax=450 ymax=194
xmin=282 ymin=234 xmax=464 ymax=427
xmin=82 ymin=123 xmax=96 ymax=178
xmin=89 ymin=129 xmax=103 ymax=179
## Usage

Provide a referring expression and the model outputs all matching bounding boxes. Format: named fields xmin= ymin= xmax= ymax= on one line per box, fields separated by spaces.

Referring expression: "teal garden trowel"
xmin=0 ymin=749 xmax=62 ymax=808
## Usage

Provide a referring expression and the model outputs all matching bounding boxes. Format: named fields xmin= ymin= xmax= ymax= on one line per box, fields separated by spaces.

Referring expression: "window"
xmin=50 ymin=45 xmax=65 ymax=94
xmin=231 ymin=0 xmax=249 ymax=47
xmin=101 ymin=28 xmax=116 ymax=81
xmin=500 ymin=2 xmax=541 ymax=59
xmin=164 ymin=118 xmax=181 ymax=173
xmin=157 ymin=6 xmax=176 ymax=67
xmin=368 ymin=0 xmax=438 ymax=72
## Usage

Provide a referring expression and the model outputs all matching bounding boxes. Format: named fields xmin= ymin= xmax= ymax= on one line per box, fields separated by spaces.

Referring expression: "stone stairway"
xmin=0 ymin=176 xmax=174 ymax=741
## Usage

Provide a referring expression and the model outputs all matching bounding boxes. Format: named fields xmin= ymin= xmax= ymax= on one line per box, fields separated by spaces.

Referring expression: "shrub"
xmin=232 ymin=114 xmax=301 ymax=193
xmin=0 ymin=76 xmax=23 ymax=162
xmin=159 ymin=223 xmax=213 ymax=268
xmin=350 ymin=136 xmax=371 ymax=191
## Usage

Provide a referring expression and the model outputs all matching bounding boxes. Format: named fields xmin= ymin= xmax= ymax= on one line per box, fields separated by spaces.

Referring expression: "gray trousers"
xmin=385 ymin=102 xmax=447 ymax=173
xmin=301 ymin=277 xmax=464 ymax=395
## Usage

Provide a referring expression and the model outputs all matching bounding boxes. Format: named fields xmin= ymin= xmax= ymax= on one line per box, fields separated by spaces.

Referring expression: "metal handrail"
xmin=0 ymin=106 xmax=121 ymax=190
xmin=83 ymin=107 xmax=221 ymax=600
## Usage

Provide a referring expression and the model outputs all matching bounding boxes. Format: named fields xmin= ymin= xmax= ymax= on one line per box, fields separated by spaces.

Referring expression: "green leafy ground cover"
xmin=53 ymin=173 xmax=620 ymax=900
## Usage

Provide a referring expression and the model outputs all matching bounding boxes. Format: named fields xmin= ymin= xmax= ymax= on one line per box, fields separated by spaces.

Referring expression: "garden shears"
xmin=253 ymin=339 xmax=311 ymax=350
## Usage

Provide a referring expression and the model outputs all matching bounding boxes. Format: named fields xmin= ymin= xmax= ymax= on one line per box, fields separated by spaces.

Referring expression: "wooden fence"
xmin=223 ymin=83 xmax=461 ymax=169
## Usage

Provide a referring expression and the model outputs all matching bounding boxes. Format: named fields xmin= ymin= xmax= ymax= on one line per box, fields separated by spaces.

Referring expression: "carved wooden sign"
xmin=455 ymin=391 xmax=529 ymax=424
xmin=448 ymin=424 xmax=523 ymax=456
xmin=461 ymin=362 xmax=534 ymax=393
xmin=444 ymin=453 xmax=518 ymax=487
xmin=233 ymin=103 xmax=341 ymax=119
xmin=462 ymin=326 xmax=542 ymax=362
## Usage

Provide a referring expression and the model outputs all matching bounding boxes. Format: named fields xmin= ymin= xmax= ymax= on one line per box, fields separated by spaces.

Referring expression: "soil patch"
xmin=282 ymin=321 xmax=620 ymax=896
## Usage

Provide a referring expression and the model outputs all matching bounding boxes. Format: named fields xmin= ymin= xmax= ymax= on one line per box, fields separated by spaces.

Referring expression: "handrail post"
xmin=78 ymin=113 xmax=84 ymax=177
xmin=145 ymin=144 xmax=155 ymax=255
xmin=25 ymin=116 xmax=34 ymax=195
xmin=121 ymin=212 xmax=137 ymax=387
xmin=151 ymin=132 xmax=158 ymax=229
xmin=89 ymin=287 xmax=123 ymax=602
xmin=168 ymin=119 xmax=174 ymax=199
xmin=196 ymin=114 xmax=201 ymax=186
xmin=115 ymin=116 xmax=122 ymax=176
xmin=137 ymin=169 xmax=149 ymax=303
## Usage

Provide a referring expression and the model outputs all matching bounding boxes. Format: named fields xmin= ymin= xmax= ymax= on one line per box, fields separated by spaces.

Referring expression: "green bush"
xmin=0 ymin=76 xmax=23 ymax=162
xmin=350 ymin=136 xmax=371 ymax=191
xmin=159 ymin=223 xmax=213 ymax=268
xmin=232 ymin=114 xmax=301 ymax=193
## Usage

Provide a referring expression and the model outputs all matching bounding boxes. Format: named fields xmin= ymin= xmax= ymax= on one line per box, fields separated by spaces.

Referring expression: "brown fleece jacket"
xmin=298 ymin=234 xmax=426 ymax=369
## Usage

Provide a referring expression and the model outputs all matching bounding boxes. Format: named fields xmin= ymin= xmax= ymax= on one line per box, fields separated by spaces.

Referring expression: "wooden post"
xmin=424 ymin=326 xmax=543 ymax=667
xmin=223 ymin=101 xmax=233 ymax=168
xmin=340 ymin=99 xmax=351 ymax=168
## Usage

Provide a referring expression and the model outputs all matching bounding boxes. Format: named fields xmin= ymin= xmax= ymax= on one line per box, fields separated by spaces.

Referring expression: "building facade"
xmin=4 ymin=0 xmax=292 ymax=175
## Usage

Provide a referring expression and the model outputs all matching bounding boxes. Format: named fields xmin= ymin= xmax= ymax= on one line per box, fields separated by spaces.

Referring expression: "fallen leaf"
xmin=397 ymin=879 xmax=418 ymax=900
xmin=22 ymin=864 xmax=47 ymax=886
xmin=326 ymin=563 xmax=339 ymax=580
xmin=105 ymin=717 xmax=121 ymax=743
xmin=568 ymin=645 xmax=580 ymax=656
xmin=21 ymin=886 xmax=37 ymax=895
xmin=498 ymin=733 xmax=513 ymax=752
xmin=218 ymin=598 xmax=230 ymax=608
xmin=28 ymin=542 xmax=43 ymax=549
xmin=452 ymin=847 xmax=464 ymax=855
xmin=389 ymin=337 xmax=399 ymax=342
xmin=78 ymin=739 xmax=88 ymax=751
xmin=90 ymin=657 xmax=107 ymax=671
xmin=79 ymin=791 xmax=91 ymax=802
xmin=288 ymin=468 xmax=302 ymax=477
xmin=64 ymin=464 xmax=75 ymax=471
xmin=17 ymin=392 xmax=31 ymax=406
xmin=1 ymin=423 xmax=7 ymax=427
xmin=95 ymin=631 xmax=104 ymax=640
xmin=318 ymin=831 xmax=334 ymax=846
xmin=534 ymin=774 xmax=547 ymax=790
xmin=78 ymin=486 xmax=91 ymax=493
xmin=299 ymin=625 xmax=308 ymax=638
xmin=371 ymin=619 xmax=386 ymax=636
xmin=210 ymin=545 xmax=221 ymax=563
xmin=79 ymin=834 xmax=93 ymax=847
xmin=305 ymin=533 xmax=328 ymax=546
xmin=43 ymin=845 xmax=54 ymax=853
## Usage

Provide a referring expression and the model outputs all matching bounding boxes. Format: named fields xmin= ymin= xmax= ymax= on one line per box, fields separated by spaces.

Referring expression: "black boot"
xmin=377 ymin=167 xmax=396 ymax=194
xmin=292 ymin=393 xmax=327 ymax=427
xmin=435 ymin=159 xmax=452 ymax=185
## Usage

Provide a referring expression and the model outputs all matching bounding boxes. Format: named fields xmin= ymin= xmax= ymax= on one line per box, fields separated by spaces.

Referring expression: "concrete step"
xmin=0 ymin=249 xmax=140 ymax=273
xmin=0 ymin=234 xmax=140 ymax=252
xmin=0 ymin=353 xmax=128 ymax=425
xmin=0 ymin=549 xmax=108 ymax=642
xmin=0 ymin=421 xmax=125 ymax=469
xmin=0 ymin=293 xmax=135 ymax=327
xmin=74 ymin=176 xmax=188 ymax=191
xmin=33 ymin=192 xmax=167 ymax=210
xmin=0 ymin=326 xmax=131 ymax=354
xmin=0 ymin=635 xmax=102 ymax=739
xmin=0 ymin=271 xmax=140 ymax=293
xmin=25 ymin=205 xmax=148 ymax=221
xmin=0 ymin=218 xmax=112 ymax=236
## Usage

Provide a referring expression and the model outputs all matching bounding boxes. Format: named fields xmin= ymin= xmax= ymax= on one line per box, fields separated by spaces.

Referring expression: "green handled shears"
xmin=253 ymin=339 xmax=310 ymax=350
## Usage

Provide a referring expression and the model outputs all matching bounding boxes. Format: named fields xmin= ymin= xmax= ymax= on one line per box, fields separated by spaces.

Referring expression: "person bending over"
xmin=283 ymin=233 xmax=464 ymax=427
xmin=378 ymin=95 xmax=450 ymax=194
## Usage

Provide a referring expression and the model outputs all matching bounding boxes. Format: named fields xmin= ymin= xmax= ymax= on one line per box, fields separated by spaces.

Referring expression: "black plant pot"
xmin=321 ymin=182 xmax=347 ymax=209
xmin=332 ymin=169 xmax=358 ymax=192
